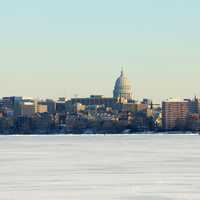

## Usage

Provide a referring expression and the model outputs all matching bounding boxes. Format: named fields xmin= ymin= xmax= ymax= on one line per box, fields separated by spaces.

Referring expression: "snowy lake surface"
xmin=0 ymin=134 xmax=200 ymax=200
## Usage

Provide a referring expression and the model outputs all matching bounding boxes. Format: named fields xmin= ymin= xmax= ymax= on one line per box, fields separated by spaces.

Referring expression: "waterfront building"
xmin=0 ymin=117 xmax=14 ymax=132
xmin=15 ymin=116 xmax=32 ymax=132
xmin=21 ymin=102 xmax=35 ymax=117
xmin=37 ymin=103 xmax=48 ymax=113
xmin=186 ymin=113 xmax=200 ymax=131
xmin=1 ymin=96 xmax=22 ymax=116
xmin=56 ymin=101 xmax=66 ymax=113
xmin=162 ymin=99 xmax=189 ymax=130
xmin=73 ymin=103 xmax=86 ymax=113
xmin=45 ymin=99 xmax=56 ymax=114
xmin=187 ymin=97 xmax=200 ymax=114
xmin=113 ymin=69 xmax=133 ymax=101
xmin=31 ymin=113 xmax=53 ymax=131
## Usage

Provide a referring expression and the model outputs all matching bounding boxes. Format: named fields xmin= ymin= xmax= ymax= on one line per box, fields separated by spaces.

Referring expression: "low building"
xmin=15 ymin=116 xmax=32 ymax=132
xmin=31 ymin=113 xmax=53 ymax=131
xmin=186 ymin=114 xmax=200 ymax=131
xmin=56 ymin=101 xmax=66 ymax=113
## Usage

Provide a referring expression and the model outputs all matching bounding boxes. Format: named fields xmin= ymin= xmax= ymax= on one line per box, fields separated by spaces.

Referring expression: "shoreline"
xmin=0 ymin=131 xmax=199 ymax=136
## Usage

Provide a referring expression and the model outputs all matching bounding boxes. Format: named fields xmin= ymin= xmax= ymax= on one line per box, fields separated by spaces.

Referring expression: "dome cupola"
xmin=113 ymin=69 xmax=133 ymax=101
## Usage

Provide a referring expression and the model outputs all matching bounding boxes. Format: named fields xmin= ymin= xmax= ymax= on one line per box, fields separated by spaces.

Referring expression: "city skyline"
xmin=0 ymin=68 xmax=199 ymax=103
xmin=0 ymin=67 xmax=198 ymax=103
xmin=0 ymin=0 xmax=200 ymax=101
xmin=1 ymin=2 xmax=200 ymax=198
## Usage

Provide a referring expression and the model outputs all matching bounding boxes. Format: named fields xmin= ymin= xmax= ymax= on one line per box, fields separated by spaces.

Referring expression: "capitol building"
xmin=113 ymin=69 xmax=133 ymax=101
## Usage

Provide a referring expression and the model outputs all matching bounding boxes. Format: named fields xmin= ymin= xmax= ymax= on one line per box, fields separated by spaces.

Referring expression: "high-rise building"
xmin=113 ymin=69 xmax=133 ymax=101
xmin=162 ymin=99 xmax=189 ymax=130
xmin=1 ymin=96 xmax=23 ymax=116
xmin=21 ymin=102 xmax=35 ymax=117
xmin=188 ymin=97 xmax=200 ymax=114
xmin=45 ymin=99 xmax=56 ymax=114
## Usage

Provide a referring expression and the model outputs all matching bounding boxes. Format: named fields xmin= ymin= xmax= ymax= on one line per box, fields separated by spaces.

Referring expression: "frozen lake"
xmin=0 ymin=134 xmax=200 ymax=200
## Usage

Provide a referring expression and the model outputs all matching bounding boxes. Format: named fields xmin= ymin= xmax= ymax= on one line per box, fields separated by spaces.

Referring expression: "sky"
xmin=0 ymin=0 xmax=200 ymax=103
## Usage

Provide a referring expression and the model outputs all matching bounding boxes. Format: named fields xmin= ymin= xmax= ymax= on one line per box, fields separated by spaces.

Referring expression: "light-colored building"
xmin=113 ymin=69 xmax=133 ymax=101
xmin=73 ymin=103 xmax=86 ymax=113
xmin=162 ymin=99 xmax=189 ymax=130
xmin=37 ymin=104 xmax=48 ymax=113
xmin=21 ymin=102 xmax=35 ymax=117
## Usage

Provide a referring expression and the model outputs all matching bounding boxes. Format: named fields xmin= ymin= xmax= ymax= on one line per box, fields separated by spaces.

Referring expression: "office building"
xmin=21 ymin=102 xmax=35 ymax=117
xmin=37 ymin=104 xmax=48 ymax=113
xmin=1 ymin=96 xmax=22 ymax=116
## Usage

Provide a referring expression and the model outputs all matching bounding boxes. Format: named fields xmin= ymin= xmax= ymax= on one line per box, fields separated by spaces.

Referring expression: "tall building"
xmin=162 ymin=99 xmax=189 ymax=130
xmin=188 ymin=97 xmax=200 ymax=114
xmin=113 ymin=69 xmax=133 ymax=101
xmin=1 ymin=96 xmax=22 ymax=116
xmin=21 ymin=102 xmax=35 ymax=117
xmin=45 ymin=99 xmax=56 ymax=114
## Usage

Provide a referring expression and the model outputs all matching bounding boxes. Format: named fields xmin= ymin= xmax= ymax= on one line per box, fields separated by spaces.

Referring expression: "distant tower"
xmin=113 ymin=69 xmax=133 ymax=101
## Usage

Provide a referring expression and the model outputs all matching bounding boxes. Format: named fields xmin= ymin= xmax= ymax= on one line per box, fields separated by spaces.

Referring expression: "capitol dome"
xmin=113 ymin=69 xmax=133 ymax=101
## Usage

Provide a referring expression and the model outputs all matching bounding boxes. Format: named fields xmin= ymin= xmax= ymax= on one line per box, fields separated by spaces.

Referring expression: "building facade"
xmin=162 ymin=99 xmax=189 ymax=130
xmin=21 ymin=102 xmax=35 ymax=117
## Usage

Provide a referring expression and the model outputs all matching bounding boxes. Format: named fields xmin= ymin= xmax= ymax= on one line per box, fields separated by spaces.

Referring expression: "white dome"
xmin=113 ymin=70 xmax=133 ymax=100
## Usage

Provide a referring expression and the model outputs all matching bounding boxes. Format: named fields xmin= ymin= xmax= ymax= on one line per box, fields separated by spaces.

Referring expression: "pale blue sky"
xmin=0 ymin=0 xmax=200 ymax=102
